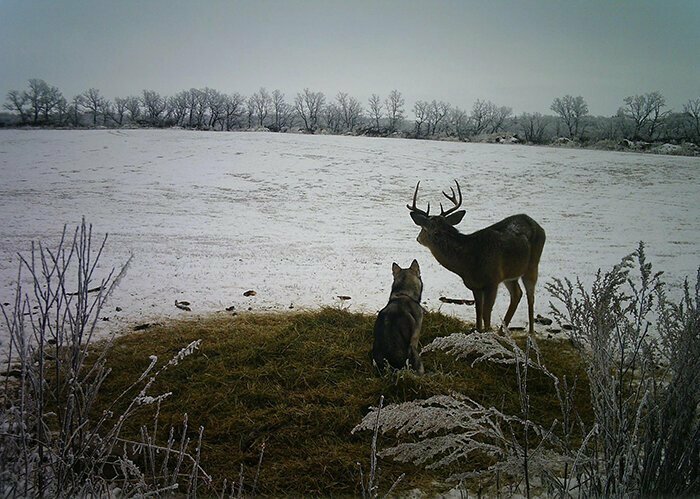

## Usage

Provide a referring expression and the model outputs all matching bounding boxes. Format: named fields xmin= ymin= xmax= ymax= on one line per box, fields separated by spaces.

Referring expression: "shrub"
xmin=0 ymin=221 xmax=214 ymax=497
xmin=356 ymin=243 xmax=699 ymax=497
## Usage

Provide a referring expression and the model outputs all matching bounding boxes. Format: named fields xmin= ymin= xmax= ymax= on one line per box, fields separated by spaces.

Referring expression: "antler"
xmin=440 ymin=180 xmax=463 ymax=216
xmin=406 ymin=181 xmax=430 ymax=216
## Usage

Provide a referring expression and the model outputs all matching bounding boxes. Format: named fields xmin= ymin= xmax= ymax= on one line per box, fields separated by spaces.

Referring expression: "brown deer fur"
xmin=408 ymin=180 xmax=546 ymax=334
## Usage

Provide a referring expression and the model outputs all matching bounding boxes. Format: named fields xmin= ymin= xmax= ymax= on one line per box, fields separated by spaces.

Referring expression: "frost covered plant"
xmin=353 ymin=393 xmax=563 ymax=494
xmin=355 ymin=330 xmax=566 ymax=497
xmin=0 ymin=221 xmax=210 ymax=497
xmin=424 ymin=329 xmax=550 ymax=372
xmin=355 ymin=243 xmax=699 ymax=498
xmin=547 ymin=242 xmax=700 ymax=497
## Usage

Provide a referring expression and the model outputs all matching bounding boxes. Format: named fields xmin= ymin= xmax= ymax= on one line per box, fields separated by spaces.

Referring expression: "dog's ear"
xmin=410 ymin=259 xmax=420 ymax=275
xmin=392 ymin=262 xmax=401 ymax=276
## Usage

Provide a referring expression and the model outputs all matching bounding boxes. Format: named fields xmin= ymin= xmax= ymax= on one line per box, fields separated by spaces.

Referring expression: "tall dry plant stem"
xmin=0 ymin=220 xmax=216 ymax=497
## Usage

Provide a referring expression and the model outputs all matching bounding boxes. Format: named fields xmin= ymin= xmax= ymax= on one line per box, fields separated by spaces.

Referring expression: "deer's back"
xmin=461 ymin=214 xmax=545 ymax=286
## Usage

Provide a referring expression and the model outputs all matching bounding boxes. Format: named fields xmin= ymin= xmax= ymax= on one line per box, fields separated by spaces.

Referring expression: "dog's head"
xmin=390 ymin=259 xmax=422 ymax=301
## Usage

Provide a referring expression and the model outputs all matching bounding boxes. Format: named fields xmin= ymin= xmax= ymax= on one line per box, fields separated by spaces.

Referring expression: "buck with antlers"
xmin=407 ymin=180 xmax=546 ymax=334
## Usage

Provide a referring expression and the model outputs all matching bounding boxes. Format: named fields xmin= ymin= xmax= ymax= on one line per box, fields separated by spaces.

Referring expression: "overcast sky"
xmin=1 ymin=0 xmax=698 ymax=116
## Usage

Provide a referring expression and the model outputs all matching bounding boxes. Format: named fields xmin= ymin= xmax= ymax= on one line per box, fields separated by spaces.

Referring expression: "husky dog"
xmin=372 ymin=259 xmax=425 ymax=374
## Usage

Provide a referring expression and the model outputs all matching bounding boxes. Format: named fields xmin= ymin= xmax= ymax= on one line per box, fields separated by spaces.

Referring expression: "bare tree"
xmin=168 ymin=91 xmax=189 ymax=126
xmin=488 ymin=105 xmax=513 ymax=134
xmin=270 ymin=89 xmax=286 ymax=131
xmin=324 ymin=102 xmax=342 ymax=133
xmin=224 ymin=92 xmax=245 ymax=131
xmin=4 ymin=89 xmax=29 ymax=124
xmin=683 ymin=98 xmax=700 ymax=143
xmin=518 ymin=112 xmax=549 ymax=144
xmin=251 ymin=87 xmax=271 ymax=127
xmin=294 ymin=88 xmax=325 ymax=133
xmin=550 ymin=95 xmax=589 ymax=139
xmin=413 ymin=100 xmax=429 ymax=137
xmin=426 ymin=100 xmax=450 ymax=136
xmin=368 ymin=94 xmax=382 ymax=129
xmin=39 ymin=84 xmax=64 ymax=123
xmin=24 ymin=79 xmax=49 ymax=124
xmin=385 ymin=89 xmax=405 ymax=133
xmin=113 ymin=97 xmax=128 ymax=126
xmin=206 ymin=88 xmax=226 ymax=129
xmin=124 ymin=96 xmax=142 ymax=123
xmin=80 ymin=88 xmax=105 ymax=126
xmin=336 ymin=92 xmax=363 ymax=132
xmin=470 ymin=99 xmax=495 ymax=136
xmin=53 ymin=96 xmax=69 ymax=126
xmin=619 ymin=91 xmax=669 ymax=141
xmin=98 ymin=99 xmax=113 ymax=126
xmin=449 ymin=107 xmax=469 ymax=140
xmin=68 ymin=95 xmax=82 ymax=127
xmin=141 ymin=89 xmax=167 ymax=126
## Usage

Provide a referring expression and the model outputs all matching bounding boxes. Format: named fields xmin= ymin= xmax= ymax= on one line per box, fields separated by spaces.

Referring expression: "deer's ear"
xmin=410 ymin=211 xmax=429 ymax=226
xmin=392 ymin=262 xmax=401 ymax=276
xmin=445 ymin=210 xmax=465 ymax=226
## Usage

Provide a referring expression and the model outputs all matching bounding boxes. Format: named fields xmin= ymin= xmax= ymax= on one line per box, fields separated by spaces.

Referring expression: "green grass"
xmin=96 ymin=308 xmax=591 ymax=496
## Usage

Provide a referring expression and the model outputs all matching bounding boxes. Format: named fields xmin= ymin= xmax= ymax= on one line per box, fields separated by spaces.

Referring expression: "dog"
xmin=372 ymin=259 xmax=425 ymax=374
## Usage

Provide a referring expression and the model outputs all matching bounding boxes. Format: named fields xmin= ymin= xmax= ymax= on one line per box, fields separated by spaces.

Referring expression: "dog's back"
xmin=372 ymin=260 xmax=424 ymax=374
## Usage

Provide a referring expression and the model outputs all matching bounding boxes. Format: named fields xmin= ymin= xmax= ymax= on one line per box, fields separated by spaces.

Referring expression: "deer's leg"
xmin=472 ymin=288 xmax=484 ymax=331
xmin=503 ymin=279 xmax=523 ymax=328
xmin=482 ymin=285 xmax=499 ymax=331
xmin=522 ymin=275 xmax=537 ymax=334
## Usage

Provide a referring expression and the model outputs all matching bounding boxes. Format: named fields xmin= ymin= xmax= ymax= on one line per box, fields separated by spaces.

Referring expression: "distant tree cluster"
xmin=3 ymin=79 xmax=700 ymax=148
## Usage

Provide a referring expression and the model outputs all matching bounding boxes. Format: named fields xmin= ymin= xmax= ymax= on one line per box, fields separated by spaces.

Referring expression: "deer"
xmin=407 ymin=180 xmax=546 ymax=334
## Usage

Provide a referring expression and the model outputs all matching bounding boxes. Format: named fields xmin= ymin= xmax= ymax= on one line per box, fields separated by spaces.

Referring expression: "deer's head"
xmin=407 ymin=180 xmax=466 ymax=247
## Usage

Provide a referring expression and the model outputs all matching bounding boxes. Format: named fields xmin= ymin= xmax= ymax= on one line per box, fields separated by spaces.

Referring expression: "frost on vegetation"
xmin=423 ymin=329 xmax=551 ymax=373
xmin=356 ymin=242 xmax=699 ymax=498
xmin=546 ymin=242 xmax=700 ymax=497
xmin=0 ymin=220 xmax=217 ymax=497
xmin=353 ymin=393 xmax=567 ymax=488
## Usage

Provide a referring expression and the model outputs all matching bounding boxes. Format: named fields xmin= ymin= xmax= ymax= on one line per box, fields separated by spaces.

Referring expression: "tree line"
xmin=3 ymin=78 xmax=700 ymax=146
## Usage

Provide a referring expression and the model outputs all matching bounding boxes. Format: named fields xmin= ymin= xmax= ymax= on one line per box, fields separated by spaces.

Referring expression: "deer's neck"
xmin=424 ymin=230 xmax=475 ymax=275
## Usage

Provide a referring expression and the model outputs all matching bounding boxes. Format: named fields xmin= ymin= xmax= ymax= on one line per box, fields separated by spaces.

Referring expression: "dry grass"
xmin=94 ymin=308 xmax=591 ymax=496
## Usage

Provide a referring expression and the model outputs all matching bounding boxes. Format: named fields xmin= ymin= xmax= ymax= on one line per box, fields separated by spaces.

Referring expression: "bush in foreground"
xmin=356 ymin=244 xmax=699 ymax=498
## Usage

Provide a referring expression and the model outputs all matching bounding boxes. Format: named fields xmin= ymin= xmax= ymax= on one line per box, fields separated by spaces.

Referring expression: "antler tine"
xmin=406 ymin=181 xmax=431 ymax=216
xmin=440 ymin=180 xmax=463 ymax=216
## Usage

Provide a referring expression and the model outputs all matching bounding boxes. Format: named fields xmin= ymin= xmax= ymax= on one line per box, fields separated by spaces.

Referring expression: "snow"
xmin=0 ymin=129 xmax=699 ymax=348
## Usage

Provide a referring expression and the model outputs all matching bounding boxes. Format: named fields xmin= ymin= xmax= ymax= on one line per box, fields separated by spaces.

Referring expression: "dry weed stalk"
xmin=356 ymin=243 xmax=699 ymax=498
xmin=0 ymin=220 xmax=218 ymax=497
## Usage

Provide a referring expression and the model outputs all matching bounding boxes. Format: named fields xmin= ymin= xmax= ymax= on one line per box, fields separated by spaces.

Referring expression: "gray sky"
xmin=1 ymin=0 xmax=698 ymax=116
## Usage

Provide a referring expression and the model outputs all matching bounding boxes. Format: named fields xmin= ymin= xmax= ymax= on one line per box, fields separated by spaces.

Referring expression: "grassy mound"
xmin=97 ymin=308 xmax=591 ymax=495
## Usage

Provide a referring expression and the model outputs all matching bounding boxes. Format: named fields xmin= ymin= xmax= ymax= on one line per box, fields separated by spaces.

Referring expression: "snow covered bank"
xmin=1 ymin=129 xmax=698 ymax=347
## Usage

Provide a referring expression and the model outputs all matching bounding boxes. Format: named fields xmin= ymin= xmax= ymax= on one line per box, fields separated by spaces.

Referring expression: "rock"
xmin=439 ymin=296 xmax=475 ymax=305
xmin=175 ymin=300 xmax=191 ymax=311
xmin=243 ymin=290 xmax=257 ymax=297
xmin=337 ymin=295 xmax=352 ymax=301
xmin=654 ymin=143 xmax=682 ymax=154
xmin=619 ymin=139 xmax=634 ymax=148
xmin=116 ymin=306 xmax=122 ymax=312
xmin=225 ymin=305 xmax=236 ymax=312
xmin=134 ymin=323 xmax=152 ymax=331
xmin=2 ymin=369 xmax=21 ymax=379
xmin=534 ymin=314 xmax=553 ymax=325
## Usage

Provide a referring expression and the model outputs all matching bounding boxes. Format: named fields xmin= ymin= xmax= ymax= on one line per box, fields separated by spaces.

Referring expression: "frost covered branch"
xmin=0 ymin=220 xmax=218 ymax=497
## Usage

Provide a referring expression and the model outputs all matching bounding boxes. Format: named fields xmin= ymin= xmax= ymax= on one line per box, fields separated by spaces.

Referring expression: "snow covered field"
xmin=1 ymin=129 xmax=698 ymax=347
